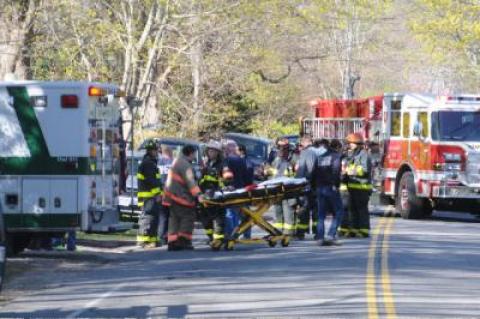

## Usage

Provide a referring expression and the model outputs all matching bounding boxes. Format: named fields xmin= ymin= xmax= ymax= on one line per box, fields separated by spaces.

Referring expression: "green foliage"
xmin=410 ymin=0 xmax=480 ymax=84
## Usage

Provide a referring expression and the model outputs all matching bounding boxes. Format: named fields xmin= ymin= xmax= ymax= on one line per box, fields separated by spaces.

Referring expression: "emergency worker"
xmin=294 ymin=136 xmax=318 ymax=240
xmin=136 ymin=140 xmax=162 ymax=248
xmin=164 ymin=145 xmax=203 ymax=250
xmin=222 ymin=140 xmax=251 ymax=240
xmin=199 ymin=141 xmax=226 ymax=250
xmin=344 ymin=133 xmax=372 ymax=237
xmin=265 ymin=138 xmax=296 ymax=236
xmin=314 ymin=140 xmax=344 ymax=245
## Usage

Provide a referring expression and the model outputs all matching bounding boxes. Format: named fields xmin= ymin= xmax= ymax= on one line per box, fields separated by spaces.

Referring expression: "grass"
xmin=77 ymin=229 xmax=137 ymax=242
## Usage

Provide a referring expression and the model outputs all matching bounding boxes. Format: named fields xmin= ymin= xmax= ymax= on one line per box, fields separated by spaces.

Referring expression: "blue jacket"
xmin=314 ymin=149 xmax=342 ymax=187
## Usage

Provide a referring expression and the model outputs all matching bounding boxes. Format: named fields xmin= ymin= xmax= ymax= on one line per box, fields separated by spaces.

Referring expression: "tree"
xmin=410 ymin=0 xmax=480 ymax=91
xmin=0 ymin=0 xmax=39 ymax=80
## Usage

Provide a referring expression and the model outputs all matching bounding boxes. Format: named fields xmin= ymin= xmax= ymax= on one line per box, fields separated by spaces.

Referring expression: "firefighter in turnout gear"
xmin=164 ymin=145 xmax=203 ymax=251
xmin=344 ymin=133 xmax=372 ymax=238
xmin=265 ymin=138 xmax=296 ymax=236
xmin=136 ymin=140 xmax=162 ymax=248
xmin=199 ymin=141 xmax=226 ymax=250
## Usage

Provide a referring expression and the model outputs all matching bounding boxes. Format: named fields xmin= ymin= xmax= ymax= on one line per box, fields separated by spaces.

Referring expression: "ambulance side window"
xmin=402 ymin=112 xmax=410 ymax=138
xmin=390 ymin=100 xmax=401 ymax=137
xmin=418 ymin=112 xmax=428 ymax=138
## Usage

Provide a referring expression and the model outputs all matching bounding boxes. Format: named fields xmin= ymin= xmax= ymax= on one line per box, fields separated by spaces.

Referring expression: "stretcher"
xmin=201 ymin=177 xmax=310 ymax=250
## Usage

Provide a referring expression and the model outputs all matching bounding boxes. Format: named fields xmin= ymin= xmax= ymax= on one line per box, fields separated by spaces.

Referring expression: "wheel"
xmin=6 ymin=233 xmax=30 ymax=256
xmin=281 ymin=236 xmax=290 ymax=247
xmin=267 ymin=240 xmax=277 ymax=247
xmin=395 ymin=172 xmax=431 ymax=219
xmin=210 ymin=240 xmax=222 ymax=251
xmin=225 ymin=240 xmax=235 ymax=251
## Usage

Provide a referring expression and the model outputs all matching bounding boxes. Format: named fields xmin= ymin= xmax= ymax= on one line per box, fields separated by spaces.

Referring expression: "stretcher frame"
xmin=202 ymin=183 xmax=308 ymax=250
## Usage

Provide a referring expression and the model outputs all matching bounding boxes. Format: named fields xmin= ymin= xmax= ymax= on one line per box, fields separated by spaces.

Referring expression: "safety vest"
xmin=346 ymin=148 xmax=372 ymax=191
xmin=137 ymin=154 xmax=162 ymax=207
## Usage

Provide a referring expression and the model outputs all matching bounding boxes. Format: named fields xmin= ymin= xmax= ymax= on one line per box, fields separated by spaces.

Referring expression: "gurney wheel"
xmin=225 ymin=240 xmax=235 ymax=251
xmin=281 ymin=236 xmax=290 ymax=247
xmin=267 ymin=240 xmax=277 ymax=247
xmin=210 ymin=240 xmax=223 ymax=251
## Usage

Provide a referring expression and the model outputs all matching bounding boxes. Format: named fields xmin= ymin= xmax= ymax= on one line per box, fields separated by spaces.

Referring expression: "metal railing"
xmin=303 ymin=118 xmax=365 ymax=140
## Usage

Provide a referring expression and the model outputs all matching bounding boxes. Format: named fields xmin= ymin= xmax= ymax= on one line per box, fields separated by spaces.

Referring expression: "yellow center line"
xmin=366 ymin=218 xmax=387 ymax=319
xmin=382 ymin=218 xmax=397 ymax=319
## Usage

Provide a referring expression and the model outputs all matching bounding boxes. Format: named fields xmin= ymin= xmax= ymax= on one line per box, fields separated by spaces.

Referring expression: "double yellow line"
xmin=366 ymin=218 xmax=397 ymax=319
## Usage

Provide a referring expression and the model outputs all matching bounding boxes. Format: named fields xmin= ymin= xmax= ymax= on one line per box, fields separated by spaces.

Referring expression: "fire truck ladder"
xmin=303 ymin=118 xmax=365 ymax=140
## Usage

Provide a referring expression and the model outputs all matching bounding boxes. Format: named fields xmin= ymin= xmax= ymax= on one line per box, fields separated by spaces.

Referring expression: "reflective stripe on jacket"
xmin=163 ymin=155 xmax=201 ymax=208
xmin=346 ymin=148 xmax=372 ymax=191
xmin=137 ymin=154 xmax=162 ymax=207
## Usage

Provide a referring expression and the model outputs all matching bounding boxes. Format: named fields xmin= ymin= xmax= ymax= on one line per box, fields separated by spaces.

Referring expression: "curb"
xmin=76 ymin=239 xmax=136 ymax=249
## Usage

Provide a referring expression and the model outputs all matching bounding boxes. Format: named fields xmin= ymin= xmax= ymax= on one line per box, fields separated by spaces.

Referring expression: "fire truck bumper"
xmin=432 ymin=185 xmax=480 ymax=199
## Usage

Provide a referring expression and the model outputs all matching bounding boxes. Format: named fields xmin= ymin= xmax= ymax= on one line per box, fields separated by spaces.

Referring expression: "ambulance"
xmin=0 ymin=81 xmax=129 ymax=254
xmin=303 ymin=93 xmax=480 ymax=219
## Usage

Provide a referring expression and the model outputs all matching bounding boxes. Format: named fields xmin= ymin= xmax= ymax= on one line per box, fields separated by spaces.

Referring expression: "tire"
xmin=6 ymin=233 xmax=30 ymax=256
xmin=395 ymin=172 xmax=431 ymax=219
xmin=281 ymin=236 xmax=290 ymax=247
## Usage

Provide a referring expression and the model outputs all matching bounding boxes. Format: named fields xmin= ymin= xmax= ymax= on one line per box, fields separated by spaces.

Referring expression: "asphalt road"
xmin=1 ymin=210 xmax=479 ymax=318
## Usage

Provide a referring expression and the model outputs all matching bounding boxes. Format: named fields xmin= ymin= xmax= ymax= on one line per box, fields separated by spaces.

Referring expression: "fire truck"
xmin=302 ymin=93 xmax=480 ymax=219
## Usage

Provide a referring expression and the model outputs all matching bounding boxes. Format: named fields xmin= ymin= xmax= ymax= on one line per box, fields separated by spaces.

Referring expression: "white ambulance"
xmin=0 ymin=81 xmax=129 ymax=254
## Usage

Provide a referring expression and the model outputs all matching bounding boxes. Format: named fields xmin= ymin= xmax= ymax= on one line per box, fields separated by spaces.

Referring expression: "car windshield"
xmin=432 ymin=111 xmax=480 ymax=141
xmin=158 ymin=142 xmax=201 ymax=164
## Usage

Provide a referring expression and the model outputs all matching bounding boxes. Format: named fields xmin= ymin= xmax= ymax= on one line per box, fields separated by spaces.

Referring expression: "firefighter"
xmin=198 ymin=141 xmax=226 ymax=250
xmin=314 ymin=139 xmax=344 ymax=246
xmin=265 ymin=138 xmax=296 ymax=236
xmin=344 ymin=133 xmax=372 ymax=238
xmin=136 ymin=140 xmax=162 ymax=248
xmin=164 ymin=145 xmax=204 ymax=251
xmin=295 ymin=136 xmax=318 ymax=240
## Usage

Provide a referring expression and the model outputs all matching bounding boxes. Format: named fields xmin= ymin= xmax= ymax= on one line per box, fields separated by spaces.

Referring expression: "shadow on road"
xmin=0 ymin=306 xmax=151 ymax=318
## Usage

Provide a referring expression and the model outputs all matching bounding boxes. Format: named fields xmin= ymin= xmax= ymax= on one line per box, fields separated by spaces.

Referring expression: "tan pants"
xmin=167 ymin=203 xmax=196 ymax=242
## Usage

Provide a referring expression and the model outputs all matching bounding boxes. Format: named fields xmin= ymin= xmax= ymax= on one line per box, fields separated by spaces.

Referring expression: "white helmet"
xmin=206 ymin=140 xmax=222 ymax=152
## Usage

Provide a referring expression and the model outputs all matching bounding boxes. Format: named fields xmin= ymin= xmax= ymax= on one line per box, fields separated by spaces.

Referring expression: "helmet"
xmin=346 ymin=133 xmax=364 ymax=144
xmin=144 ymin=139 xmax=158 ymax=151
xmin=206 ymin=140 xmax=222 ymax=152
xmin=276 ymin=138 xmax=289 ymax=150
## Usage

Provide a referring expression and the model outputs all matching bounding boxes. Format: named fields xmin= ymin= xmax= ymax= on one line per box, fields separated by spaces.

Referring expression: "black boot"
xmin=182 ymin=238 xmax=194 ymax=250
xmin=167 ymin=241 xmax=183 ymax=251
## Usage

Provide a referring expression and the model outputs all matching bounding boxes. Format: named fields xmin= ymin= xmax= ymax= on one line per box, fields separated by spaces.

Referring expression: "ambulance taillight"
xmin=61 ymin=95 xmax=79 ymax=108
xmin=88 ymin=86 xmax=105 ymax=97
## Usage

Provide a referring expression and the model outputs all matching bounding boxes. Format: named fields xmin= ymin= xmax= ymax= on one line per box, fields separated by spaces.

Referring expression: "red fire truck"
xmin=302 ymin=93 xmax=480 ymax=219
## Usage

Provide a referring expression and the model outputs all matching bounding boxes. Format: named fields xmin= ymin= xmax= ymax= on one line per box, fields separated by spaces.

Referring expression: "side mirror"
xmin=413 ymin=122 xmax=423 ymax=137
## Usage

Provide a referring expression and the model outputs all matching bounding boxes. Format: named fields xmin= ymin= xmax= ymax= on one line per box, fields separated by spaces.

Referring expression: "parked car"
xmin=223 ymin=132 xmax=273 ymax=180
xmin=118 ymin=138 xmax=204 ymax=218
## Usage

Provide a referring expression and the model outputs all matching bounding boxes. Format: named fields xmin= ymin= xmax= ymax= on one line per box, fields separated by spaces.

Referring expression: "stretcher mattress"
xmin=203 ymin=177 xmax=309 ymax=206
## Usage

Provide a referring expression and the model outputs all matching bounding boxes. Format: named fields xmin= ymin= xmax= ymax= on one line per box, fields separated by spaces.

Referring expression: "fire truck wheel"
xmin=396 ymin=172 xmax=429 ymax=219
